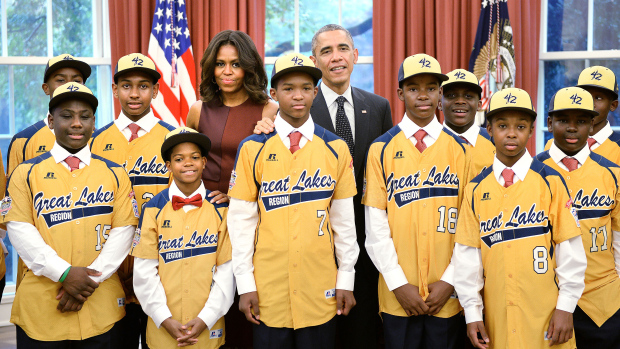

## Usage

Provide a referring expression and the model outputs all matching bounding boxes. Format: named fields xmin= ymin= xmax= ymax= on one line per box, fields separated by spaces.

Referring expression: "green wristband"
xmin=59 ymin=266 xmax=71 ymax=283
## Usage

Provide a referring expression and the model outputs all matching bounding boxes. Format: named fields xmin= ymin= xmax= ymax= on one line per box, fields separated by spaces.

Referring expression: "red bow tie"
xmin=172 ymin=194 xmax=203 ymax=210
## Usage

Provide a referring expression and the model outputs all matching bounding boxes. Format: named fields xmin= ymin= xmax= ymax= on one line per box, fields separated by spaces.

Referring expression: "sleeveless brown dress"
xmin=197 ymin=98 xmax=264 ymax=194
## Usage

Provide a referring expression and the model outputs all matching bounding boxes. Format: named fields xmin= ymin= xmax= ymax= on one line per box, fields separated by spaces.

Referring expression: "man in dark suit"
xmin=255 ymin=24 xmax=392 ymax=348
xmin=310 ymin=24 xmax=392 ymax=349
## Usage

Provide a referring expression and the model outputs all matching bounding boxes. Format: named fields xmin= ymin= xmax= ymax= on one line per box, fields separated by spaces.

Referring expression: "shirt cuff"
xmin=198 ymin=307 xmax=219 ymax=331
xmin=152 ymin=305 xmax=173 ymax=328
xmin=235 ymin=273 xmax=257 ymax=295
xmin=336 ymin=270 xmax=355 ymax=291
xmin=464 ymin=305 xmax=484 ymax=324
xmin=48 ymin=258 xmax=72 ymax=282
xmin=556 ymin=294 xmax=579 ymax=313
xmin=383 ymin=266 xmax=408 ymax=291
xmin=440 ymin=263 xmax=454 ymax=286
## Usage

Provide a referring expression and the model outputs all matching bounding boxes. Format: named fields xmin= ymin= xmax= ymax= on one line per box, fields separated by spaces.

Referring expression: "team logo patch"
xmin=103 ymin=144 xmax=114 ymax=151
xmin=229 ymin=170 xmax=237 ymax=190
xmin=570 ymin=206 xmax=580 ymax=228
xmin=209 ymin=329 xmax=223 ymax=339
xmin=0 ymin=196 xmax=12 ymax=216
xmin=393 ymin=151 xmax=404 ymax=159
xmin=132 ymin=228 xmax=141 ymax=248
xmin=482 ymin=192 xmax=491 ymax=201
xmin=324 ymin=288 xmax=336 ymax=299
xmin=36 ymin=145 xmax=47 ymax=153
xmin=117 ymin=298 xmax=125 ymax=307
xmin=162 ymin=220 xmax=172 ymax=228
xmin=267 ymin=154 xmax=277 ymax=161
xmin=44 ymin=172 xmax=56 ymax=179
xmin=132 ymin=198 xmax=139 ymax=218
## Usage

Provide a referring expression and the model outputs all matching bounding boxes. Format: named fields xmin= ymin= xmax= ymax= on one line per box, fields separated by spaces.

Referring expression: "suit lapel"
xmin=351 ymin=87 xmax=368 ymax=178
xmin=311 ymin=84 xmax=336 ymax=133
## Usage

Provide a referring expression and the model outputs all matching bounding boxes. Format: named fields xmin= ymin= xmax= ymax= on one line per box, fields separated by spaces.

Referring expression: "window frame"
xmin=537 ymin=0 xmax=620 ymax=152
xmin=0 ymin=0 xmax=112 ymax=305
xmin=263 ymin=0 xmax=373 ymax=88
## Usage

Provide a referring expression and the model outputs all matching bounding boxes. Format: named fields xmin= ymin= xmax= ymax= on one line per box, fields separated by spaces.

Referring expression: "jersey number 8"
xmin=533 ymin=246 xmax=548 ymax=274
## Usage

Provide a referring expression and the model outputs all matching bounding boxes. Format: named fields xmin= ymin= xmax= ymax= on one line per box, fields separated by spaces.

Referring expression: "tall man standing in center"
xmin=255 ymin=24 xmax=392 ymax=348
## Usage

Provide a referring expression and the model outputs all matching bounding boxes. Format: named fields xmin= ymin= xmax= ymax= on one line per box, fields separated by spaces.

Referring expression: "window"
xmin=264 ymin=0 xmax=373 ymax=92
xmin=537 ymin=0 xmax=620 ymax=151
xmin=0 ymin=0 xmax=112 ymax=297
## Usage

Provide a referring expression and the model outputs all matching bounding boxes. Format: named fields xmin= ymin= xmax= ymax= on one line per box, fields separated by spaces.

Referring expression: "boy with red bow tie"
xmin=131 ymin=127 xmax=234 ymax=349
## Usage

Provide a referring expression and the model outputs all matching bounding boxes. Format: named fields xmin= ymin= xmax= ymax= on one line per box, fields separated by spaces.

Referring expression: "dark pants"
xmin=382 ymin=312 xmax=466 ymax=349
xmin=253 ymin=316 xmax=337 ymax=349
xmin=116 ymin=303 xmax=149 ymax=349
xmin=16 ymin=322 xmax=120 ymax=349
xmin=574 ymin=305 xmax=620 ymax=349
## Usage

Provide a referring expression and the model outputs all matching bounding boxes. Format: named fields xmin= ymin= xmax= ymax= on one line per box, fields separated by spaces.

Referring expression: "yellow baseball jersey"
xmin=131 ymin=188 xmax=231 ymax=349
xmin=228 ymin=125 xmax=357 ymax=329
xmin=537 ymin=151 xmax=620 ymax=327
xmin=7 ymin=119 xmax=55 ymax=176
xmin=466 ymin=127 xmax=495 ymax=180
xmin=90 ymin=120 xmax=175 ymax=302
xmin=545 ymin=132 xmax=620 ymax=164
xmin=456 ymin=160 xmax=581 ymax=349
xmin=362 ymin=126 xmax=469 ymax=318
xmin=2 ymin=153 xmax=138 ymax=341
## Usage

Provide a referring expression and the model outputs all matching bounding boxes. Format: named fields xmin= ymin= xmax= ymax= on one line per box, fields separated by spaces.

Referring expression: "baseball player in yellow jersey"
xmin=89 ymin=53 xmax=174 ymax=349
xmin=7 ymin=54 xmax=91 ymax=290
xmin=132 ymin=127 xmax=234 ymax=348
xmin=228 ymin=53 xmax=359 ymax=349
xmin=440 ymin=69 xmax=495 ymax=179
xmin=453 ymin=88 xmax=587 ymax=349
xmin=7 ymin=53 xmax=91 ymax=176
xmin=363 ymin=54 xmax=468 ymax=349
xmin=545 ymin=66 xmax=620 ymax=163
xmin=538 ymin=86 xmax=620 ymax=348
xmin=2 ymin=83 xmax=138 ymax=348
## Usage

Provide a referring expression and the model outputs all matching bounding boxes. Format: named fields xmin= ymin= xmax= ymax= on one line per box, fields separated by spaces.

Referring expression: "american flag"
xmin=148 ymin=0 xmax=196 ymax=127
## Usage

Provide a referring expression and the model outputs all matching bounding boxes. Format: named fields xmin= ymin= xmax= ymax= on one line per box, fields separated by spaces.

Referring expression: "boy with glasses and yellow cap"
xmin=537 ymin=86 xmax=620 ymax=348
xmin=90 ymin=53 xmax=176 ymax=348
xmin=454 ymin=87 xmax=587 ymax=349
xmin=3 ymin=82 xmax=138 ymax=348
xmin=363 ymin=54 xmax=470 ymax=349
xmin=546 ymin=66 xmax=620 ymax=164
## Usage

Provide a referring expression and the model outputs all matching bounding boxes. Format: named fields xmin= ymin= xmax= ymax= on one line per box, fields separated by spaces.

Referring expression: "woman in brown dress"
xmin=186 ymin=30 xmax=277 ymax=348
xmin=187 ymin=30 xmax=278 ymax=204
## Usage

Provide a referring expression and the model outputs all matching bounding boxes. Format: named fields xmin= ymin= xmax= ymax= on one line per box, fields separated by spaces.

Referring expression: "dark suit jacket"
xmin=311 ymin=84 xmax=392 ymax=282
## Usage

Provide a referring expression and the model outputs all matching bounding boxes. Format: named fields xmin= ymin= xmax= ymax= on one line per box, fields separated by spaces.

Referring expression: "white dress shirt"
xmin=322 ymin=83 xmax=355 ymax=139
xmin=365 ymin=115 xmax=454 ymax=291
xmin=590 ymin=121 xmax=614 ymax=151
xmin=443 ymin=123 xmax=480 ymax=146
xmin=229 ymin=115 xmax=359 ymax=295
xmin=115 ymin=111 xmax=160 ymax=141
xmin=7 ymin=142 xmax=135 ymax=283
xmin=400 ymin=113 xmax=443 ymax=148
xmin=133 ymin=181 xmax=235 ymax=329
xmin=548 ymin=142 xmax=590 ymax=171
xmin=454 ymin=152 xmax=588 ymax=323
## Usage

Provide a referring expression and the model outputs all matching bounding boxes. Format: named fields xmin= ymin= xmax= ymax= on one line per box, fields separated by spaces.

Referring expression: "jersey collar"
xmin=115 ymin=110 xmax=159 ymax=133
xmin=443 ymin=123 xmax=480 ymax=146
xmin=50 ymin=141 xmax=91 ymax=166
xmin=592 ymin=121 xmax=613 ymax=145
xmin=399 ymin=114 xmax=442 ymax=141
xmin=492 ymin=150 xmax=532 ymax=184
xmin=168 ymin=180 xmax=206 ymax=201
xmin=274 ymin=112 xmax=315 ymax=144
xmin=549 ymin=142 xmax=590 ymax=168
